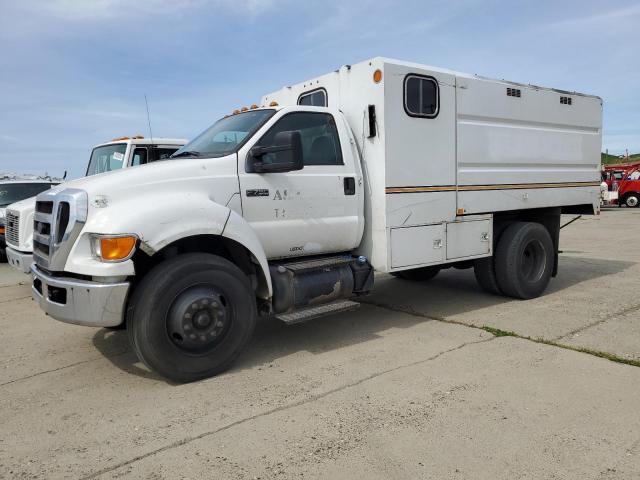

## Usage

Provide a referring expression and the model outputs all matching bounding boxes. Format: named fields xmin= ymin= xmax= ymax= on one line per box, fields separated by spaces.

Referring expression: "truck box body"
xmin=263 ymin=57 xmax=602 ymax=272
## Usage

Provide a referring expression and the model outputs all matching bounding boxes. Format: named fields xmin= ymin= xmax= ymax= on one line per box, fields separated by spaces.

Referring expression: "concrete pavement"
xmin=0 ymin=208 xmax=639 ymax=479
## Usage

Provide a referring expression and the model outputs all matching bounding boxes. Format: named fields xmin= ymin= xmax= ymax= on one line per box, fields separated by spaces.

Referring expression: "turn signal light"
xmin=97 ymin=236 xmax=137 ymax=261
xmin=0 ymin=226 xmax=5 ymax=235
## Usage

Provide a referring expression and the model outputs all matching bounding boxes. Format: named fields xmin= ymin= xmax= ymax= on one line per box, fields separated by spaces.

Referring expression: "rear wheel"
xmin=494 ymin=222 xmax=554 ymax=299
xmin=474 ymin=257 xmax=501 ymax=295
xmin=625 ymin=193 xmax=639 ymax=208
xmin=127 ymin=253 xmax=256 ymax=383
xmin=391 ymin=266 xmax=441 ymax=281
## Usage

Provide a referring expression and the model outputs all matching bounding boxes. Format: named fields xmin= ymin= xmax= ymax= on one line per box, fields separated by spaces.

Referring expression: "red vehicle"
xmin=617 ymin=168 xmax=640 ymax=208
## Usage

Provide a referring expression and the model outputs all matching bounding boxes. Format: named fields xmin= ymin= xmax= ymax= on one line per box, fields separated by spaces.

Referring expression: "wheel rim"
xmin=166 ymin=284 xmax=231 ymax=353
xmin=627 ymin=196 xmax=638 ymax=207
xmin=520 ymin=239 xmax=546 ymax=283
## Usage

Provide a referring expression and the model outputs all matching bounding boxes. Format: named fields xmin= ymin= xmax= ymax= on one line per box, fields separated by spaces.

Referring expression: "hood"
xmin=51 ymin=154 xmax=240 ymax=210
xmin=5 ymin=196 xmax=37 ymax=213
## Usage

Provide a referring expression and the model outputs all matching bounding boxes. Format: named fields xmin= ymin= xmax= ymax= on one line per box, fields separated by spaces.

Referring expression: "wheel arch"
xmin=130 ymin=229 xmax=272 ymax=305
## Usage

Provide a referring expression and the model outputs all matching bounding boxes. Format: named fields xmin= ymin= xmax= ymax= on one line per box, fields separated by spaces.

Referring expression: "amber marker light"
xmin=269 ymin=101 xmax=279 ymax=107
xmin=373 ymin=69 xmax=383 ymax=83
xmin=93 ymin=235 xmax=137 ymax=262
xmin=0 ymin=226 xmax=5 ymax=235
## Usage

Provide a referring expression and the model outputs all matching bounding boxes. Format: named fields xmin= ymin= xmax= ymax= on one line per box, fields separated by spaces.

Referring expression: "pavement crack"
xmin=362 ymin=299 xmax=640 ymax=369
xmin=0 ymin=350 xmax=129 ymax=388
xmin=554 ymin=302 xmax=640 ymax=341
xmin=80 ymin=336 xmax=496 ymax=479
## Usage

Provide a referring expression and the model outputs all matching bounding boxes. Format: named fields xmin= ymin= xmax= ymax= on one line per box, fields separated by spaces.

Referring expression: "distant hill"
xmin=601 ymin=153 xmax=640 ymax=165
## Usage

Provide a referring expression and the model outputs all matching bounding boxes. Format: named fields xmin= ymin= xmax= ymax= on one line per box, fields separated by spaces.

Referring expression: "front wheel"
xmin=625 ymin=193 xmax=639 ymax=208
xmin=127 ymin=253 xmax=256 ymax=383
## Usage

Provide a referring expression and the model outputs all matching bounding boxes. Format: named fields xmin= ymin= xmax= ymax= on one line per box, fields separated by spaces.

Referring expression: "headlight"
xmin=90 ymin=234 xmax=138 ymax=262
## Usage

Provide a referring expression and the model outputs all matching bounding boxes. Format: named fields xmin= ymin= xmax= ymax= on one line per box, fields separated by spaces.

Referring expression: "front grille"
xmin=33 ymin=188 xmax=88 ymax=271
xmin=5 ymin=211 xmax=19 ymax=246
xmin=34 ymin=200 xmax=53 ymax=263
xmin=36 ymin=201 xmax=53 ymax=214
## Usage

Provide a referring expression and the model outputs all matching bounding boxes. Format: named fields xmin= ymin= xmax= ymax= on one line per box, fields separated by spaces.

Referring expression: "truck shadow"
xmin=91 ymin=330 xmax=168 ymax=382
xmin=91 ymin=254 xmax=633 ymax=382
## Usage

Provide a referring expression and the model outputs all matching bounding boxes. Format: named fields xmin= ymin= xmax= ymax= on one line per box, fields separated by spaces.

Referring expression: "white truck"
xmin=4 ymin=136 xmax=186 ymax=273
xmin=1 ymin=175 xmax=63 ymax=262
xmin=29 ymin=58 xmax=602 ymax=382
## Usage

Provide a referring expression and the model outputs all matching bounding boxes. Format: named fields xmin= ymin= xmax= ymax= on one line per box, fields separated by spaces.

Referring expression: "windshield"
xmin=172 ymin=109 xmax=276 ymax=158
xmin=0 ymin=183 xmax=54 ymax=207
xmin=86 ymin=143 xmax=128 ymax=176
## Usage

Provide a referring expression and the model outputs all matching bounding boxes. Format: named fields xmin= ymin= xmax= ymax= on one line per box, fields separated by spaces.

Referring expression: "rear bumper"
xmin=6 ymin=247 xmax=33 ymax=274
xmin=31 ymin=264 xmax=129 ymax=327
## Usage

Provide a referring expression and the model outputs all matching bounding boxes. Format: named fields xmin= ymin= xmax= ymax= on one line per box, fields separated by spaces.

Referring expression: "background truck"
xmin=29 ymin=58 xmax=601 ymax=382
xmin=616 ymin=168 xmax=640 ymax=208
xmin=0 ymin=175 xmax=62 ymax=262
xmin=4 ymin=136 xmax=186 ymax=273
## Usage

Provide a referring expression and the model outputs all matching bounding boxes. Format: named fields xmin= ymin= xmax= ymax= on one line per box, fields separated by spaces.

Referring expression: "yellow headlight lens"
xmin=100 ymin=236 xmax=136 ymax=261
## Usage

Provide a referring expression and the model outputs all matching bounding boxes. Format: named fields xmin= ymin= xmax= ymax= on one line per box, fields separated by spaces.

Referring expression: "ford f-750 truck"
xmin=29 ymin=58 xmax=602 ymax=382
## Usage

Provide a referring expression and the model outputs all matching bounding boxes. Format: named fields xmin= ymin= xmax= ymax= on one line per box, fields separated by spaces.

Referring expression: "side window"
xmin=253 ymin=112 xmax=343 ymax=167
xmin=298 ymin=88 xmax=327 ymax=107
xmin=150 ymin=147 xmax=180 ymax=162
xmin=131 ymin=147 xmax=148 ymax=166
xmin=404 ymin=74 xmax=439 ymax=118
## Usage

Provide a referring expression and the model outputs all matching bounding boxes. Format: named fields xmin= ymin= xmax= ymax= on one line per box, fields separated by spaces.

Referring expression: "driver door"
xmin=237 ymin=110 xmax=362 ymax=259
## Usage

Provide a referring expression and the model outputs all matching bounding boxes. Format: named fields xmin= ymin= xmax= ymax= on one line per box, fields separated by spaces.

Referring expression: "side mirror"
xmin=248 ymin=131 xmax=303 ymax=173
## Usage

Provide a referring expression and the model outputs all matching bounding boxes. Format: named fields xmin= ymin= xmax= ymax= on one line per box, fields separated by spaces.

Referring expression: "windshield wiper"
xmin=171 ymin=151 xmax=201 ymax=158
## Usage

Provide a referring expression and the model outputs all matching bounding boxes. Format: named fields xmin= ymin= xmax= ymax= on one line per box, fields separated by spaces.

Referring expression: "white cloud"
xmin=14 ymin=0 xmax=279 ymax=20
xmin=545 ymin=2 xmax=640 ymax=29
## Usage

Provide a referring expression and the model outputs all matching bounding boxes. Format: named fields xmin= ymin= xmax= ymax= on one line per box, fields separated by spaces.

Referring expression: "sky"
xmin=0 ymin=0 xmax=638 ymax=179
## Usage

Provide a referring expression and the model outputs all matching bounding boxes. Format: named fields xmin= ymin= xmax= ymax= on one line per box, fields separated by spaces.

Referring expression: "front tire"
xmin=494 ymin=222 xmax=554 ymax=299
xmin=127 ymin=253 xmax=256 ymax=383
xmin=625 ymin=193 xmax=639 ymax=208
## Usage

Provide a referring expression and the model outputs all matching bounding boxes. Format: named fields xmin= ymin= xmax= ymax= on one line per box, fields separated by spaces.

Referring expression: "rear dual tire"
xmin=479 ymin=222 xmax=553 ymax=299
xmin=127 ymin=253 xmax=256 ymax=383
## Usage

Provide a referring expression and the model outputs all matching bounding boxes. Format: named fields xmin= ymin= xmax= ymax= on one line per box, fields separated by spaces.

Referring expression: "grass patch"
xmin=481 ymin=326 xmax=517 ymax=337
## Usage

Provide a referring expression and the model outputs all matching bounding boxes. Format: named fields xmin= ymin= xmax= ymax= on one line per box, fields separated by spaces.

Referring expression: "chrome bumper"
xmin=6 ymin=247 xmax=33 ymax=274
xmin=31 ymin=264 xmax=129 ymax=327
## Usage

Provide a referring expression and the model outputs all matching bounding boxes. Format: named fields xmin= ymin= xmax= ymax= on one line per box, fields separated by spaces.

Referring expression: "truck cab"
xmin=617 ymin=168 xmax=640 ymax=208
xmin=4 ymin=137 xmax=186 ymax=273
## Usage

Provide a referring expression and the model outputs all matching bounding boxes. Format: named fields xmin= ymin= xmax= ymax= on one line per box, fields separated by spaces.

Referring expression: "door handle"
xmin=344 ymin=177 xmax=356 ymax=195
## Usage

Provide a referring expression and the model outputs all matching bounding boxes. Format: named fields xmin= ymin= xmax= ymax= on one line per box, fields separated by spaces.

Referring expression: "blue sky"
xmin=1 ymin=0 xmax=638 ymax=179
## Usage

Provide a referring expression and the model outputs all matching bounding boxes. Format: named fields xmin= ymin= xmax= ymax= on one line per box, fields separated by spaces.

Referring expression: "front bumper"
xmin=6 ymin=247 xmax=33 ymax=274
xmin=31 ymin=264 xmax=130 ymax=327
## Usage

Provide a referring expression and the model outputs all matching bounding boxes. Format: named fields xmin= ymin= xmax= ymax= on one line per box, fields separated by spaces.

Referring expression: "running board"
xmin=276 ymin=300 xmax=360 ymax=325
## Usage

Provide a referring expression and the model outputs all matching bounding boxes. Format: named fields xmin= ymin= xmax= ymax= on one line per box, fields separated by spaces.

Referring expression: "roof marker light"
xmin=269 ymin=101 xmax=279 ymax=107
